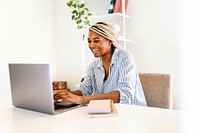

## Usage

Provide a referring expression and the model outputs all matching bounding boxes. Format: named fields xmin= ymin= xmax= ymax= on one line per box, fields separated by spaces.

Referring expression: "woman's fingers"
xmin=54 ymin=91 xmax=83 ymax=104
xmin=54 ymin=91 xmax=69 ymax=102
xmin=65 ymin=92 xmax=83 ymax=104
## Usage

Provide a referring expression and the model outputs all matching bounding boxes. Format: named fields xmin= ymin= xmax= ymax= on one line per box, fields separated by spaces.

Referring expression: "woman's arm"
xmin=69 ymin=90 xmax=83 ymax=96
xmin=81 ymin=90 xmax=120 ymax=104
xmin=54 ymin=90 xmax=120 ymax=104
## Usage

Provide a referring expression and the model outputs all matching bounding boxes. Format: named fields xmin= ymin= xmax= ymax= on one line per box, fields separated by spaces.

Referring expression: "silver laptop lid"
xmin=9 ymin=64 xmax=55 ymax=114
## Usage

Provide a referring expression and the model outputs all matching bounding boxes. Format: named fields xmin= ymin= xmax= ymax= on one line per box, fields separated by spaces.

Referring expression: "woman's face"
xmin=88 ymin=31 xmax=112 ymax=58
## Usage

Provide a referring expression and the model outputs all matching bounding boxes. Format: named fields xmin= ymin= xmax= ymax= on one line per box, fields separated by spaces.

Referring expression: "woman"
xmin=54 ymin=22 xmax=147 ymax=106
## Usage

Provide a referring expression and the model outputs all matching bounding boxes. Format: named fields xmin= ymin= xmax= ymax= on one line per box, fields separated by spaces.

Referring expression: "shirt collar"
xmin=97 ymin=57 xmax=102 ymax=68
xmin=110 ymin=48 xmax=119 ymax=66
xmin=97 ymin=49 xmax=119 ymax=68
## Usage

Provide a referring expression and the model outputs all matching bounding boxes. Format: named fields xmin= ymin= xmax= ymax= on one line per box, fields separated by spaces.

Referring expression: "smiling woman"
xmin=88 ymin=31 xmax=112 ymax=58
xmin=54 ymin=22 xmax=147 ymax=106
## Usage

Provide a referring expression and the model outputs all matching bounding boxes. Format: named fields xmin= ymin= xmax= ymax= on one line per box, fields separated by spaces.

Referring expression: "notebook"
xmin=87 ymin=99 xmax=119 ymax=118
xmin=8 ymin=63 xmax=83 ymax=115
xmin=87 ymin=99 xmax=112 ymax=114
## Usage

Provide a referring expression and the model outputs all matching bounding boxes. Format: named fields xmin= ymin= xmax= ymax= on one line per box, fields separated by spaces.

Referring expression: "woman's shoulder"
xmin=115 ymin=49 xmax=133 ymax=60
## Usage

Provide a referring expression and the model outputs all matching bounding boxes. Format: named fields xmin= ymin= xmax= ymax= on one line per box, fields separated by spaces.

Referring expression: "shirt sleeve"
xmin=116 ymin=53 xmax=137 ymax=105
xmin=79 ymin=61 xmax=94 ymax=96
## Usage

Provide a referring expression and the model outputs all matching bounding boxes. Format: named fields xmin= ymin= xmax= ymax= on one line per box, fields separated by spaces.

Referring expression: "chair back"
xmin=139 ymin=73 xmax=171 ymax=109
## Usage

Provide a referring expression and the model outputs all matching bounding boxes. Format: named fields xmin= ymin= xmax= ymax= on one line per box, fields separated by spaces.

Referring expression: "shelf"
xmin=89 ymin=13 xmax=130 ymax=23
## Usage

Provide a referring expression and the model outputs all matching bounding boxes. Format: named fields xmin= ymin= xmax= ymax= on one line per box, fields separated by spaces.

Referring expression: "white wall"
xmin=126 ymin=0 xmax=187 ymax=110
xmin=184 ymin=0 xmax=200 ymax=132
xmin=0 ymin=0 xmax=57 ymax=96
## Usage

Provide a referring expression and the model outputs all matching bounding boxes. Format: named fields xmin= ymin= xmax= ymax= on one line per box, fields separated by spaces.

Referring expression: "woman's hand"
xmin=54 ymin=90 xmax=84 ymax=104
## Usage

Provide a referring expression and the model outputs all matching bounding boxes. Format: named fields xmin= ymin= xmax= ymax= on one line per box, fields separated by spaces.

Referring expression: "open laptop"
xmin=8 ymin=63 xmax=83 ymax=115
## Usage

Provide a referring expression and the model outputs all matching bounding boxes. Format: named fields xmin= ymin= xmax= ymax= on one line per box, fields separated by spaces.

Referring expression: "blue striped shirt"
xmin=80 ymin=49 xmax=147 ymax=106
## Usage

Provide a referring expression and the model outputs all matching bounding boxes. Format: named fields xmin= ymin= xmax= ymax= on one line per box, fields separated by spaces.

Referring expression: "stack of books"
xmin=87 ymin=99 xmax=118 ymax=118
xmin=108 ymin=0 xmax=129 ymax=14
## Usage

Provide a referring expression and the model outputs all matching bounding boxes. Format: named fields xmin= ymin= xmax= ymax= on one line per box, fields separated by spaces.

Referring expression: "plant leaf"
xmin=77 ymin=19 xmax=82 ymax=24
xmin=72 ymin=3 xmax=76 ymax=8
xmin=80 ymin=10 xmax=85 ymax=15
xmin=74 ymin=17 xmax=79 ymax=20
xmin=78 ymin=25 xmax=83 ymax=29
xmin=84 ymin=7 xmax=89 ymax=11
xmin=72 ymin=15 xmax=75 ymax=20
xmin=67 ymin=1 xmax=73 ymax=7
xmin=72 ymin=10 xmax=77 ymax=14
xmin=80 ymin=3 xmax=85 ymax=8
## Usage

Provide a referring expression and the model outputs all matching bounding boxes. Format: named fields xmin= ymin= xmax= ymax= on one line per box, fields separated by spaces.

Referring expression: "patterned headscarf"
xmin=89 ymin=22 xmax=119 ymax=49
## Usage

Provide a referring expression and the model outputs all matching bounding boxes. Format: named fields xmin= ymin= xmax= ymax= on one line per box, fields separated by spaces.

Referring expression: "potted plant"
xmin=66 ymin=0 xmax=92 ymax=29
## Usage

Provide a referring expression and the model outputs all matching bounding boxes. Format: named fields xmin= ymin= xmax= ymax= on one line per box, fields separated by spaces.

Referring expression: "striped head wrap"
xmin=89 ymin=22 xmax=119 ymax=49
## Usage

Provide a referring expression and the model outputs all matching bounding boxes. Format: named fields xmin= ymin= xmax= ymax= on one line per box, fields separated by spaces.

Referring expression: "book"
xmin=108 ymin=0 xmax=116 ymax=14
xmin=88 ymin=102 xmax=118 ymax=118
xmin=87 ymin=99 xmax=112 ymax=114
xmin=114 ymin=0 xmax=129 ymax=13
xmin=119 ymin=0 xmax=129 ymax=13
xmin=113 ymin=0 xmax=121 ymax=13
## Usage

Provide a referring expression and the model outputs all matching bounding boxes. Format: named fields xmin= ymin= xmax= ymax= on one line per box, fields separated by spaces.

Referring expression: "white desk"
xmin=0 ymin=96 xmax=182 ymax=133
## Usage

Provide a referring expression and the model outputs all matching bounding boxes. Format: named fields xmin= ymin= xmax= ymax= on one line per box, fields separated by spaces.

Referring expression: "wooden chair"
xmin=139 ymin=73 xmax=172 ymax=109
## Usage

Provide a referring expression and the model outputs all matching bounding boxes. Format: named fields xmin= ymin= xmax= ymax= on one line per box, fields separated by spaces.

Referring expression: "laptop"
xmin=8 ymin=63 xmax=83 ymax=115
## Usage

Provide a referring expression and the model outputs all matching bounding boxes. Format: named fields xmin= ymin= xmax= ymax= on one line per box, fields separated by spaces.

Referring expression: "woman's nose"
xmin=89 ymin=42 xmax=95 ymax=47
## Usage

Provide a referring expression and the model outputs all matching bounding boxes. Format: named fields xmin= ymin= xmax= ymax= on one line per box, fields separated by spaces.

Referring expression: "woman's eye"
xmin=94 ymin=40 xmax=100 ymax=43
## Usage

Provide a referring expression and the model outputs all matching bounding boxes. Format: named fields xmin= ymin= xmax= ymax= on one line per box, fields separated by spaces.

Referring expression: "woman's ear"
xmin=109 ymin=40 xmax=112 ymax=45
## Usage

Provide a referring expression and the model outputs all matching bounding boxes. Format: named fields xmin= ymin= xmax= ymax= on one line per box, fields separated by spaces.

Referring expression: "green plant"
xmin=67 ymin=0 xmax=92 ymax=29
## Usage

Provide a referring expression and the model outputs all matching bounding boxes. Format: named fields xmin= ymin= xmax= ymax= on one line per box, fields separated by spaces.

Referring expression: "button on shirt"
xmin=80 ymin=49 xmax=147 ymax=106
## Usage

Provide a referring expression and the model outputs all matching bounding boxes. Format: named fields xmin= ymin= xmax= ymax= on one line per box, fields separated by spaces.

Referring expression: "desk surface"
xmin=0 ymin=96 xmax=183 ymax=133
